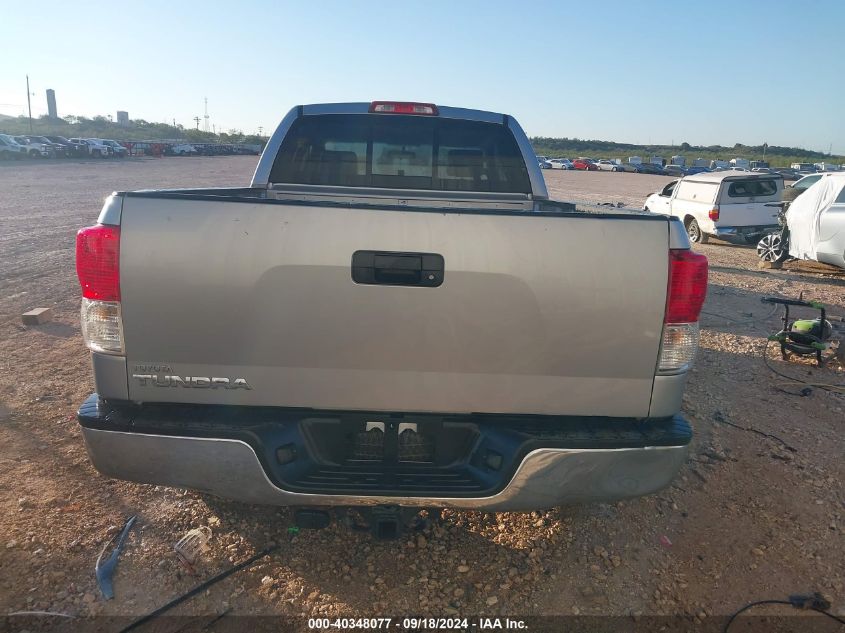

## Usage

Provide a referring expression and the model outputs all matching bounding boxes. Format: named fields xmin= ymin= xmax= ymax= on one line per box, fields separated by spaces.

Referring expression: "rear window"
xmin=269 ymin=114 xmax=531 ymax=193
xmin=726 ymin=179 xmax=779 ymax=197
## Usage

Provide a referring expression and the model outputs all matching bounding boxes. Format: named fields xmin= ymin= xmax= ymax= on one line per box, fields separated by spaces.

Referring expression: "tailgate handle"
xmin=352 ymin=251 xmax=444 ymax=287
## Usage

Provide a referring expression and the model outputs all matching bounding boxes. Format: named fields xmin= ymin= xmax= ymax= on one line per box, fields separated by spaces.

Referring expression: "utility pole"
xmin=193 ymin=116 xmax=201 ymax=129
xmin=258 ymin=126 xmax=263 ymax=136
xmin=26 ymin=75 xmax=33 ymax=133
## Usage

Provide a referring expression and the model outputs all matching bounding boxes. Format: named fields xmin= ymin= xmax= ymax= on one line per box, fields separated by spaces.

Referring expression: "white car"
xmin=170 ymin=143 xmax=197 ymax=156
xmin=596 ymin=159 xmax=621 ymax=172
xmin=758 ymin=173 xmax=845 ymax=270
xmin=13 ymin=136 xmax=51 ymax=158
xmin=547 ymin=158 xmax=573 ymax=170
xmin=69 ymin=138 xmax=110 ymax=158
xmin=643 ymin=171 xmax=782 ymax=244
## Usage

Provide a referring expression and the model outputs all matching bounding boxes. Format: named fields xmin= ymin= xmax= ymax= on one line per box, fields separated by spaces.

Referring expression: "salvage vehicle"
xmin=69 ymin=137 xmax=110 ymax=157
xmin=75 ymin=101 xmax=706 ymax=534
xmin=783 ymin=173 xmax=825 ymax=202
xmin=44 ymin=135 xmax=88 ymax=157
xmin=22 ymin=135 xmax=67 ymax=157
xmin=100 ymin=139 xmax=128 ymax=158
xmin=547 ymin=158 xmax=573 ymax=170
xmin=644 ymin=171 xmax=783 ymax=244
xmin=572 ymin=158 xmax=598 ymax=170
xmin=757 ymin=173 xmax=845 ymax=269
xmin=168 ymin=143 xmax=197 ymax=156
xmin=13 ymin=135 xmax=52 ymax=158
xmin=663 ymin=165 xmax=687 ymax=177
xmin=595 ymin=159 xmax=621 ymax=172
xmin=0 ymin=134 xmax=26 ymax=159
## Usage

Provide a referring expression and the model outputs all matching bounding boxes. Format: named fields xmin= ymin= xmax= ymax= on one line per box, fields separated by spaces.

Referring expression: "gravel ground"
xmin=0 ymin=159 xmax=843 ymax=631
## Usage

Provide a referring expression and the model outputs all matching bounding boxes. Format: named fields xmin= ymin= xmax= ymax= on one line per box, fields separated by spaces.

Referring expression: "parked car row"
xmin=0 ymin=134 xmax=127 ymax=159
xmin=0 ymin=135 xmax=263 ymax=161
xmin=537 ymin=156 xmax=704 ymax=175
xmin=535 ymin=153 xmax=832 ymax=181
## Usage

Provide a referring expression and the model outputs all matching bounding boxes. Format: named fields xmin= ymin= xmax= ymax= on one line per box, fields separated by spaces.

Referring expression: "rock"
xmin=751 ymin=548 xmax=764 ymax=557
xmin=486 ymin=596 xmax=499 ymax=606
xmin=534 ymin=519 xmax=545 ymax=528
xmin=757 ymin=260 xmax=783 ymax=270
xmin=416 ymin=535 xmax=427 ymax=549
xmin=261 ymin=575 xmax=273 ymax=586
xmin=507 ymin=567 xmax=518 ymax=578
xmin=571 ymin=606 xmax=580 ymax=615
xmin=5 ymin=540 xmax=17 ymax=549
xmin=83 ymin=593 xmax=96 ymax=604
xmin=457 ymin=565 xmax=470 ymax=573
xmin=21 ymin=307 xmax=54 ymax=325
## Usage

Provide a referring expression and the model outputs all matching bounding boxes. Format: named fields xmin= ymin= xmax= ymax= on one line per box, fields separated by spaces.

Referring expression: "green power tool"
xmin=762 ymin=297 xmax=833 ymax=366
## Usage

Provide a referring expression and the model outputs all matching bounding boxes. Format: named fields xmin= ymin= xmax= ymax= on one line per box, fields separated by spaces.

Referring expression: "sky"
xmin=2 ymin=0 xmax=844 ymax=152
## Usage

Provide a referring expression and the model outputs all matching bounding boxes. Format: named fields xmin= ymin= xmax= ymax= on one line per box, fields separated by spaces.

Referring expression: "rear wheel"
xmin=29 ymin=149 xmax=40 ymax=158
xmin=757 ymin=232 xmax=788 ymax=263
xmin=685 ymin=218 xmax=708 ymax=243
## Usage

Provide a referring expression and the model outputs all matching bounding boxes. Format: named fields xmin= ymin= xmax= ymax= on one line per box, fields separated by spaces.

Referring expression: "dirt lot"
xmin=1 ymin=159 xmax=843 ymax=631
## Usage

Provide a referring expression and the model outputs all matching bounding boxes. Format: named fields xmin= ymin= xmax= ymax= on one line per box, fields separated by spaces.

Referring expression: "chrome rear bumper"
xmin=80 ymin=426 xmax=688 ymax=511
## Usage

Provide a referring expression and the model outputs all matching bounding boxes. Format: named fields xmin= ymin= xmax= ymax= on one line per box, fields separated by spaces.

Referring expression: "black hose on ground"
xmin=118 ymin=544 xmax=278 ymax=633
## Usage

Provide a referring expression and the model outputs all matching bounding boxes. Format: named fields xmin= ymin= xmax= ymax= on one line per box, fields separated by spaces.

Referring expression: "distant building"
xmin=117 ymin=111 xmax=129 ymax=125
xmin=46 ymin=89 xmax=57 ymax=119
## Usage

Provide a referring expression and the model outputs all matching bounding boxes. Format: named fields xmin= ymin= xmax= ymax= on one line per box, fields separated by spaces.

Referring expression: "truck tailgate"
xmin=717 ymin=201 xmax=780 ymax=227
xmin=119 ymin=196 xmax=669 ymax=417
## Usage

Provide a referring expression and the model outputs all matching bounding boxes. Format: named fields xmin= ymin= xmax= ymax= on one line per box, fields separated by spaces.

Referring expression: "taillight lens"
xmin=76 ymin=225 xmax=120 ymax=301
xmin=77 ymin=224 xmax=123 ymax=354
xmin=81 ymin=298 xmax=124 ymax=353
xmin=658 ymin=323 xmax=700 ymax=373
xmin=708 ymin=207 xmax=720 ymax=221
xmin=665 ymin=249 xmax=708 ymax=324
xmin=659 ymin=249 xmax=708 ymax=373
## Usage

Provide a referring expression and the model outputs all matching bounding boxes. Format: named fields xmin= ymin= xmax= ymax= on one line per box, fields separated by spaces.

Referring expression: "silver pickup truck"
xmin=76 ymin=101 xmax=707 ymax=529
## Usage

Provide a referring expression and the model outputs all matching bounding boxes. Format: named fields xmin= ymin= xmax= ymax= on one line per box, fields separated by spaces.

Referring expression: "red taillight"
xmin=369 ymin=101 xmax=438 ymax=115
xmin=76 ymin=225 xmax=120 ymax=301
xmin=665 ymin=249 xmax=708 ymax=323
xmin=708 ymin=207 xmax=720 ymax=221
